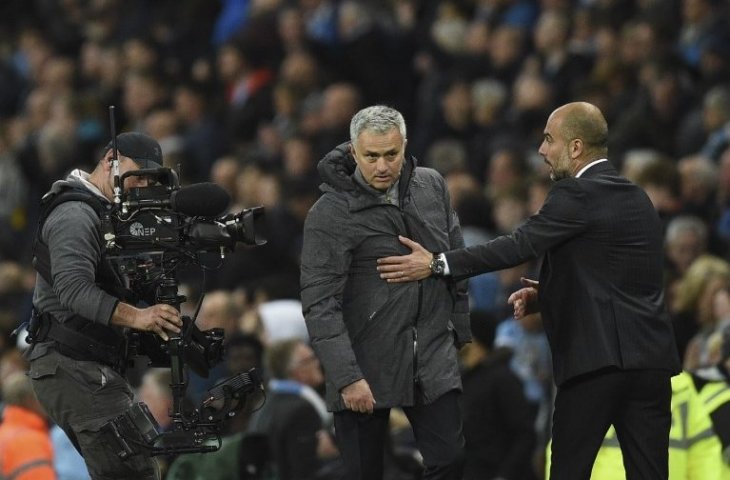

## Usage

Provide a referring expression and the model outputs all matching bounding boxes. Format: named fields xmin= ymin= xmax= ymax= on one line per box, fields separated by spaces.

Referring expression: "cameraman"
xmin=26 ymin=132 xmax=182 ymax=480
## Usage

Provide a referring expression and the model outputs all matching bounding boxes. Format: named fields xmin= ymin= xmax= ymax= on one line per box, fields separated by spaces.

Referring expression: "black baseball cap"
xmin=106 ymin=132 xmax=163 ymax=169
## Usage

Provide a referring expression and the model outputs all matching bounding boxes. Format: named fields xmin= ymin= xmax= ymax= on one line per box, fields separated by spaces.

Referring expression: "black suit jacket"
xmin=446 ymin=161 xmax=681 ymax=385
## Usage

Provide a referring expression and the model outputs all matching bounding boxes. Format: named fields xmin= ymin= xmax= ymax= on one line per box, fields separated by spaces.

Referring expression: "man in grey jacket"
xmin=300 ymin=105 xmax=471 ymax=480
xmin=27 ymin=132 xmax=183 ymax=480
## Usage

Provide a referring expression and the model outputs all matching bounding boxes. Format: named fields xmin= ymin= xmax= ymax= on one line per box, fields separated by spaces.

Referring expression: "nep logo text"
xmin=129 ymin=222 xmax=156 ymax=237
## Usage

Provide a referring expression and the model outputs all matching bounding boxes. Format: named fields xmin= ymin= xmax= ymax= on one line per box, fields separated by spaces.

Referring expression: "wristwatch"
xmin=429 ymin=253 xmax=445 ymax=277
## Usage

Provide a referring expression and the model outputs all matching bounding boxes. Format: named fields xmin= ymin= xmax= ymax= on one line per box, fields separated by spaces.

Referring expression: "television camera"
xmin=100 ymin=162 xmax=267 ymax=458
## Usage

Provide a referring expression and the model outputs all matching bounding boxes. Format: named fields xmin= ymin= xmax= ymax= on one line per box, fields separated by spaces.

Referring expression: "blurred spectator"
xmin=210 ymin=155 xmax=242 ymax=197
xmin=491 ymin=184 xmax=529 ymax=235
xmin=633 ymin=155 xmax=683 ymax=228
xmin=677 ymin=154 xmax=718 ymax=225
xmin=0 ymin=372 xmax=55 ymax=480
xmin=187 ymin=290 xmax=244 ymax=406
xmin=665 ymin=215 xmax=709 ymax=284
xmin=138 ymin=368 xmax=176 ymax=477
xmin=672 ymin=255 xmax=730 ymax=365
xmin=485 ymin=145 xmax=529 ymax=201
xmin=424 ymin=139 xmax=468 ymax=177
xmin=677 ymin=0 xmax=729 ymax=70
xmin=246 ymin=338 xmax=332 ymax=480
xmin=216 ymin=39 xmax=275 ymax=149
xmin=468 ymin=78 xmax=511 ymax=181
xmin=528 ymin=9 xmax=593 ymax=105
xmin=122 ymin=70 xmax=168 ymax=132
xmin=460 ymin=311 xmax=537 ymax=480
xmin=494 ymin=311 xmax=553 ymax=477
xmin=143 ymin=107 xmax=185 ymax=169
xmin=334 ymin=1 xmax=409 ymax=109
xmin=685 ymin=281 xmax=730 ymax=370
xmin=699 ymin=86 xmax=730 ymax=161
xmin=173 ymin=81 xmax=228 ymax=183
xmin=610 ymin=54 xmax=697 ymax=167
xmin=309 ymin=82 xmax=362 ymax=159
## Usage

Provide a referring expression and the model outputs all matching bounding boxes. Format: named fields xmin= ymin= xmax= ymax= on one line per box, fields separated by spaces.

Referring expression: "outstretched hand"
xmin=377 ymin=236 xmax=433 ymax=283
xmin=507 ymin=277 xmax=540 ymax=319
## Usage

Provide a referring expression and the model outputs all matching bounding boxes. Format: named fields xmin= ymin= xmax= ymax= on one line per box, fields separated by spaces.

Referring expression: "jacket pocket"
xmin=28 ymin=360 xmax=59 ymax=380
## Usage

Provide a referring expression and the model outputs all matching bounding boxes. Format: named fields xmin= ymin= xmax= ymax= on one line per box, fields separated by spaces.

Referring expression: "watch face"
xmin=432 ymin=258 xmax=445 ymax=275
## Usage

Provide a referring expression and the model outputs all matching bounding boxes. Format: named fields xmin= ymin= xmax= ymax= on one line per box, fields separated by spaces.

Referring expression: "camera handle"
xmin=153 ymin=273 xmax=198 ymax=427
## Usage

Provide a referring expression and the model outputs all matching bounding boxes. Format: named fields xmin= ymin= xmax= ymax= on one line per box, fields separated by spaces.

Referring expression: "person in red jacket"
xmin=0 ymin=371 xmax=55 ymax=480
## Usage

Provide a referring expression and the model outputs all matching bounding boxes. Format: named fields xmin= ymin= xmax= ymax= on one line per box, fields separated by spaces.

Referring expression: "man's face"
xmin=538 ymin=111 xmax=572 ymax=181
xmin=350 ymin=127 xmax=406 ymax=191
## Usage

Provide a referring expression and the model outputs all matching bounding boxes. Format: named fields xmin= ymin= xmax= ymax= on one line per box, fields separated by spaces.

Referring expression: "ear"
xmin=101 ymin=150 xmax=113 ymax=171
xmin=570 ymin=138 xmax=583 ymax=159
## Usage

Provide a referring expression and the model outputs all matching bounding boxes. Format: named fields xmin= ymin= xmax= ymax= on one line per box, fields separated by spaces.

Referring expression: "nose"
xmin=375 ymin=157 xmax=388 ymax=172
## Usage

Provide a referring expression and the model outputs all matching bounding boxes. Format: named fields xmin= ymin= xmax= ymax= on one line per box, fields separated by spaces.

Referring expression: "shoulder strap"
xmin=39 ymin=185 xmax=106 ymax=227
xmin=32 ymin=185 xmax=109 ymax=286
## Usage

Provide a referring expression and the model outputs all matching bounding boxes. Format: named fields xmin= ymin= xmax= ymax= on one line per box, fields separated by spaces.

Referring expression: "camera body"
xmin=108 ymin=168 xmax=265 ymax=254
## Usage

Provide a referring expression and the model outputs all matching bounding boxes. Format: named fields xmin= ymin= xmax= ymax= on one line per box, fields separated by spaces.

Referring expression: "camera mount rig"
xmin=99 ymin=163 xmax=267 ymax=458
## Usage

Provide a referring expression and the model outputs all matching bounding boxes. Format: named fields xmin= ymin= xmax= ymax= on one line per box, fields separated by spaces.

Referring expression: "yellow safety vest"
xmin=697 ymin=379 xmax=730 ymax=480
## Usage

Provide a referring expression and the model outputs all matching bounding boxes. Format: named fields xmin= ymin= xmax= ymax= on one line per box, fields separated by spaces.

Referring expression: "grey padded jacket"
xmin=300 ymin=143 xmax=471 ymax=412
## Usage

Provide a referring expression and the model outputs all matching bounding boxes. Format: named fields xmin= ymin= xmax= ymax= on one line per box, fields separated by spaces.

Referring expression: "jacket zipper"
xmin=400 ymin=204 xmax=421 ymax=388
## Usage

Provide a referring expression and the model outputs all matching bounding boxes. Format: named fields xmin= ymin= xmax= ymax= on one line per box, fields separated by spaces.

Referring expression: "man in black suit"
xmin=377 ymin=102 xmax=681 ymax=479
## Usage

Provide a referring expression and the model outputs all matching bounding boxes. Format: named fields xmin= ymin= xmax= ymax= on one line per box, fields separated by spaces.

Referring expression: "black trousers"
xmin=333 ymin=389 xmax=465 ymax=480
xmin=550 ymin=368 xmax=672 ymax=480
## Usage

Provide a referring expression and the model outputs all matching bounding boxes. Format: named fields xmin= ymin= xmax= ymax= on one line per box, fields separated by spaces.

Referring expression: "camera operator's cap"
xmin=107 ymin=132 xmax=163 ymax=169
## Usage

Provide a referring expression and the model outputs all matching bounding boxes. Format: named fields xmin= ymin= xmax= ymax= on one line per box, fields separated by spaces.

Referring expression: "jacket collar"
xmin=576 ymin=159 xmax=616 ymax=179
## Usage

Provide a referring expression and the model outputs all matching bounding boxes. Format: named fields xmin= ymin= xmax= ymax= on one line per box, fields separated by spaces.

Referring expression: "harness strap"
xmin=36 ymin=313 xmax=127 ymax=372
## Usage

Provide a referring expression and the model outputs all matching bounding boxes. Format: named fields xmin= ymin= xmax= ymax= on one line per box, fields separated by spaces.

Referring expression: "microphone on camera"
xmin=121 ymin=182 xmax=231 ymax=217
xmin=170 ymin=183 xmax=231 ymax=217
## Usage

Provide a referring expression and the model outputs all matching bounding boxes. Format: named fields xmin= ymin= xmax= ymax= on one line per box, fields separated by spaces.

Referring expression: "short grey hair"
xmin=349 ymin=105 xmax=406 ymax=143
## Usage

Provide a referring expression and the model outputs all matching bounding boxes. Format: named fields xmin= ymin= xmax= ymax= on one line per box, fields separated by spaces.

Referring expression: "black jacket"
xmin=445 ymin=161 xmax=681 ymax=385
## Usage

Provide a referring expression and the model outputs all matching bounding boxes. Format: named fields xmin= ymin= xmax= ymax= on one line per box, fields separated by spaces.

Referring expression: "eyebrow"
xmin=364 ymin=148 xmax=399 ymax=156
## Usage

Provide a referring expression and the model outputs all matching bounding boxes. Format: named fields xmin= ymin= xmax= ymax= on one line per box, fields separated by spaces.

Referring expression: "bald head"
xmin=551 ymin=102 xmax=609 ymax=160
xmin=539 ymin=102 xmax=610 ymax=180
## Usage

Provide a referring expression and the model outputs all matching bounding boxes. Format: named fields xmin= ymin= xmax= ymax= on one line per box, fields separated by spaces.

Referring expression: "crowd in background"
xmin=1 ymin=0 xmax=730 ymax=478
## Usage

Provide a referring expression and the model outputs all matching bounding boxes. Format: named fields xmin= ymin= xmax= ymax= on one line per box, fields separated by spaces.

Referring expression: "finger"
xmin=377 ymin=256 xmax=403 ymax=266
xmin=397 ymin=235 xmax=417 ymax=247
xmin=159 ymin=313 xmax=182 ymax=331
xmin=376 ymin=261 xmax=402 ymax=272
xmin=156 ymin=327 xmax=169 ymax=341
xmin=379 ymin=269 xmax=402 ymax=279
xmin=386 ymin=276 xmax=409 ymax=284
xmin=164 ymin=320 xmax=182 ymax=334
